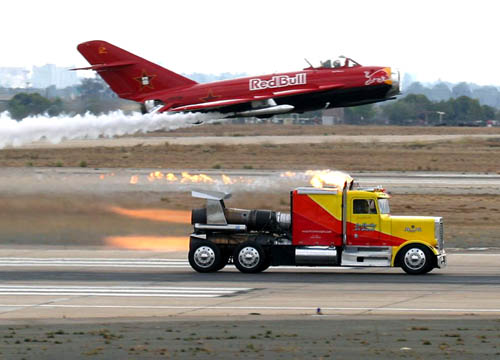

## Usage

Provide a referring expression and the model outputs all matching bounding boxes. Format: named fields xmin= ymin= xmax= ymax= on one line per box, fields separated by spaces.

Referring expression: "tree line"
xmin=4 ymin=80 xmax=499 ymax=126
xmin=345 ymin=94 xmax=499 ymax=126
xmin=4 ymin=78 xmax=136 ymax=120
xmin=405 ymin=81 xmax=500 ymax=108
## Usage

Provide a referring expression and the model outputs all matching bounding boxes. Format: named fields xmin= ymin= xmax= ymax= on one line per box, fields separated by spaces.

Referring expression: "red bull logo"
xmin=249 ymin=73 xmax=307 ymax=91
xmin=364 ymin=68 xmax=391 ymax=86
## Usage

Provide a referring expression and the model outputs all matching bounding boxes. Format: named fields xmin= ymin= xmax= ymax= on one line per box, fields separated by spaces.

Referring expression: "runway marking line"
xmin=0 ymin=258 xmax=358 ymax=270
xmin=0 ymin=285 xmax=252 ymax=298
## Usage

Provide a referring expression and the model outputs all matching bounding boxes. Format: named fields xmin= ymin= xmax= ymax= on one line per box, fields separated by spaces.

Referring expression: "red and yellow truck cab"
xmin=189 ymin=186 xmax=446 ymax=275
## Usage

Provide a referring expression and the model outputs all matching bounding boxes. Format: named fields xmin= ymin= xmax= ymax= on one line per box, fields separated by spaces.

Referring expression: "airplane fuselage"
xmin=137 ymin=66 xmax=399 ymax=116
xmin=75 ymin=41 xmax=400 ymax=118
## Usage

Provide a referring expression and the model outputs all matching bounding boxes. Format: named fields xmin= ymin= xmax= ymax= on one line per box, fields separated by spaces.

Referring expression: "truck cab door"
xmin=347 ymin=198 xmax=380 ymax=246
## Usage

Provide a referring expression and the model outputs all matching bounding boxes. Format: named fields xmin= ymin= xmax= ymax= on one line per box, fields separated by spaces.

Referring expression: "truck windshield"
xmin=378 ymin=198 xmax=390 ymax=214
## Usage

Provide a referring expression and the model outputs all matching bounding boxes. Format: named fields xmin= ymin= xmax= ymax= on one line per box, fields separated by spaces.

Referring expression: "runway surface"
xmin=1 ymin=168 xmax=499 ymax=194
xmin=0 ymin=248 xmax=498 ymax=320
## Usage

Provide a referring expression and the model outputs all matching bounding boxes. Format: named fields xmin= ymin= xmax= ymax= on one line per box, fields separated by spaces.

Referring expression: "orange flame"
xmin=222 ymin=174 xmax=236 ymax=185
xmin=280 ymin=171 xmax=296 ymax=178
xmin=166 ymin=173 xmax=178 ymax=181
xmin=180 ymin=172 xmax=215 ymax=184
xmin=129 ymin=175 xmax=139 ymax=184
xmin=306 ymin=170 xmax=353 ymax=189
xmin=108 ymin=206 xmax=191 ymax=223
xmin=105 ymin=236 xmax=188 ymax=252
xmin=148 ymin=171 xmax=164 ymax=182
xmin=123 ymin=171 xmax=253 ymax=186
xmin=99 ymin=173 xmax=115 ymax=180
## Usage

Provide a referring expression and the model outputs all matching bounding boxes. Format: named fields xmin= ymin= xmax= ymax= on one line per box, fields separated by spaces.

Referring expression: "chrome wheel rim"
xmin=238 ymin=247 xmax=260 ymax=269
xmin=404 ymin=248 xmax=426 ymax=271
xmin=193 ymin=246 xmax=216 ymax=268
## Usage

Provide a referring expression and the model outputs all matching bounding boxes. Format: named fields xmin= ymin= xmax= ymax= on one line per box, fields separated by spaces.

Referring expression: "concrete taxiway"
xmin=0 ymin=248 xmax=498 ymax=320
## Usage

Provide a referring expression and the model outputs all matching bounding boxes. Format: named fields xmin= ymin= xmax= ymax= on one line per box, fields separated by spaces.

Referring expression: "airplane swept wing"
xmin=166 ymin=83 xmax=344 ymax=117
xmin=168 ymin=98 xmax=258 ymax=112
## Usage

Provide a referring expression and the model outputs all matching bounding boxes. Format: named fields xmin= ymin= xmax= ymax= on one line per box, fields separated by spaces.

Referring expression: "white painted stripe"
xmin=0 ymin=285 xmax=250 ymax=291
xmin=0 ymin=286 xmax=252 ymax=293
xmin=0 ymin=292 xmax=220 ymax=297
xmin=0 ymin=304 xmax=498 ymax=313
xmin=0 ymin=258 xmax=187 ymax=263
xmin=0 ymin=260 xmax=186 ymax=263
xmin=448 ymin=254 xmax=500 ymax=256
xmin=0 ymin=259 xmax=356 ymax=270
xmin=0 ymin=289 xmax=236 ymax=294
xmin=0 ymin=260 xmax=356 ymax=270
xmin=0 ymin=258 xmax=187 ymax=261
xmin=273 ymin=266 xmax=357 ymax=270
xmin=0 ymin=285 xmax=250 ymax=298
xmin=0 ymin=264 xmax=192 ymax=268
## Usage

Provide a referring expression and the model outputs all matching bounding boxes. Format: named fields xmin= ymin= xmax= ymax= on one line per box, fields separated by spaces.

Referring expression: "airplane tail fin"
xmin=75 ymin=40 xmax=197 ymax=102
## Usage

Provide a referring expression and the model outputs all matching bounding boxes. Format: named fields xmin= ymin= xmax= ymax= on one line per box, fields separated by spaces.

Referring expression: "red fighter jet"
xmin=74 ymin=40 xmax=400 ymax=118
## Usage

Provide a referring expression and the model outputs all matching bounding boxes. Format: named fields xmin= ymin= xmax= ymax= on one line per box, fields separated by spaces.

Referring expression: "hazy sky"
xmin=1 ymin=0 xmax=499 ymax=85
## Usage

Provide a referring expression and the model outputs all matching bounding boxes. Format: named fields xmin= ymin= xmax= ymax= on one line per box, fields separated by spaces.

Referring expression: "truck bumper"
xmin=436 ymin=250 xmax=447 ymax=269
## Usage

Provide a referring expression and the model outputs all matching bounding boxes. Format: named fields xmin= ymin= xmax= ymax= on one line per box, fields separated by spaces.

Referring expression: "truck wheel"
xmin=234 ymin=242 xmax=267 ymax=273
xmin=399 ymin=244 xmax=433 ymax=275
xmin=260 ymin=255 xmax=272 ymax=272
xmin=215 ymin=254 xmax=230 ymax=271
xmin=189 ymin=242 xmax=221 ymax=273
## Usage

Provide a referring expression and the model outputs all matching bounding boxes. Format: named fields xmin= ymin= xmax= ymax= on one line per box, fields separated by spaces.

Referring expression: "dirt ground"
xmin=145 ymin=124 xmax=500 ymax=137
xmin=0 ymin=317 xmax=498 ymax=359
xmin=0 ymin=124 xmax=500 ymax=172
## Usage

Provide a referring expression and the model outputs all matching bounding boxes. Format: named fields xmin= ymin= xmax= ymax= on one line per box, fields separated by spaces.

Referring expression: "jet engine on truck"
xmin=188 ymin=184 xmax=446 ymax=275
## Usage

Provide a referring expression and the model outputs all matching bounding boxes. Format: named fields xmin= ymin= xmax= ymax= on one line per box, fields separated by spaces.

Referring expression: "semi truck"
xmin=188 ymin=183 xmax=446 ymax=275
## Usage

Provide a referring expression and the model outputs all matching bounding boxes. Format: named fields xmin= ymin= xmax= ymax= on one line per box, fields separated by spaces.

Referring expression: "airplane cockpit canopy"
xmin=320 ymin=56 xmax=361 ymax=69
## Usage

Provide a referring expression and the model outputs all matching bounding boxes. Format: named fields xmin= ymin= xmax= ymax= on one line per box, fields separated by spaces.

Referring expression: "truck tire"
xmin=189 ymin=242 xmax=221 ymax=273
xmin=234 ymin=242 xmax=267 ymax=273
xmin=399 ymin=244 xmax=434 ymax=275
xmin=215 ymin=254 xmax=230 ymax=271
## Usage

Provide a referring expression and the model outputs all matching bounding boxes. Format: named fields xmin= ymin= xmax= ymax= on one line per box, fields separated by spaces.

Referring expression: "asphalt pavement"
xmin=0 ymin=248 xmax=498 ymax=320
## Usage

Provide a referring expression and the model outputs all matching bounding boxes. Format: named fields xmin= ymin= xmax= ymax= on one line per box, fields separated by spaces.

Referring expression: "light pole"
xmin=436 ymin=111 xmax=445 ymax=123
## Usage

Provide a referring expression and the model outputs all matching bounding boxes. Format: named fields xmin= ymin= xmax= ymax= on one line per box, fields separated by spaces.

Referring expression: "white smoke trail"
xmin=0 ymin=110 xmax=221 ymax=148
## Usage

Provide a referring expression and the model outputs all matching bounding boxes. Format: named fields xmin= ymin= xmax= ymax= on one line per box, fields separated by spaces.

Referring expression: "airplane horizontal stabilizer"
xmin=71 ymin=61 xmax=136 ymax=71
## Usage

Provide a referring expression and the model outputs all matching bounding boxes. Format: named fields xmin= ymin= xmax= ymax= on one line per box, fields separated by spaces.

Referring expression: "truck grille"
xmin=435 ymin=219 xmax=444 ymax=250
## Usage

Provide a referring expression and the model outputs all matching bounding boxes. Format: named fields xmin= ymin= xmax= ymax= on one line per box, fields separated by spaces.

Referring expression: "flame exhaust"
xmin=128 ymin=171 xmax=252 ymax=186
xmin=105 ymin=236 xmax=188 ymax=252
xmin=108 ymin=206 xmax=191 ymax=224
xmin=305 ymin=170 xmax=353 ymax=189
xmin=124 ymin=169 xmax=352 ymax=188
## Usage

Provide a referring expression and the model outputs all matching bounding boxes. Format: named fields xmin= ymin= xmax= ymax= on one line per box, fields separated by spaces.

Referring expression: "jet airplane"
xmin=74 ymin=40 xmax=400 ymax=118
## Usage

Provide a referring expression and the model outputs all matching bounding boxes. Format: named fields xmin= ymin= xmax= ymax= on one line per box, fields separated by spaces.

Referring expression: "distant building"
xmin=0 ymin=67 xmax=30 ymax=88
xmin=31 ymin=64 xmax=80 ymax=89
xmin=322 ymin=108 xmax=344 ymax=125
